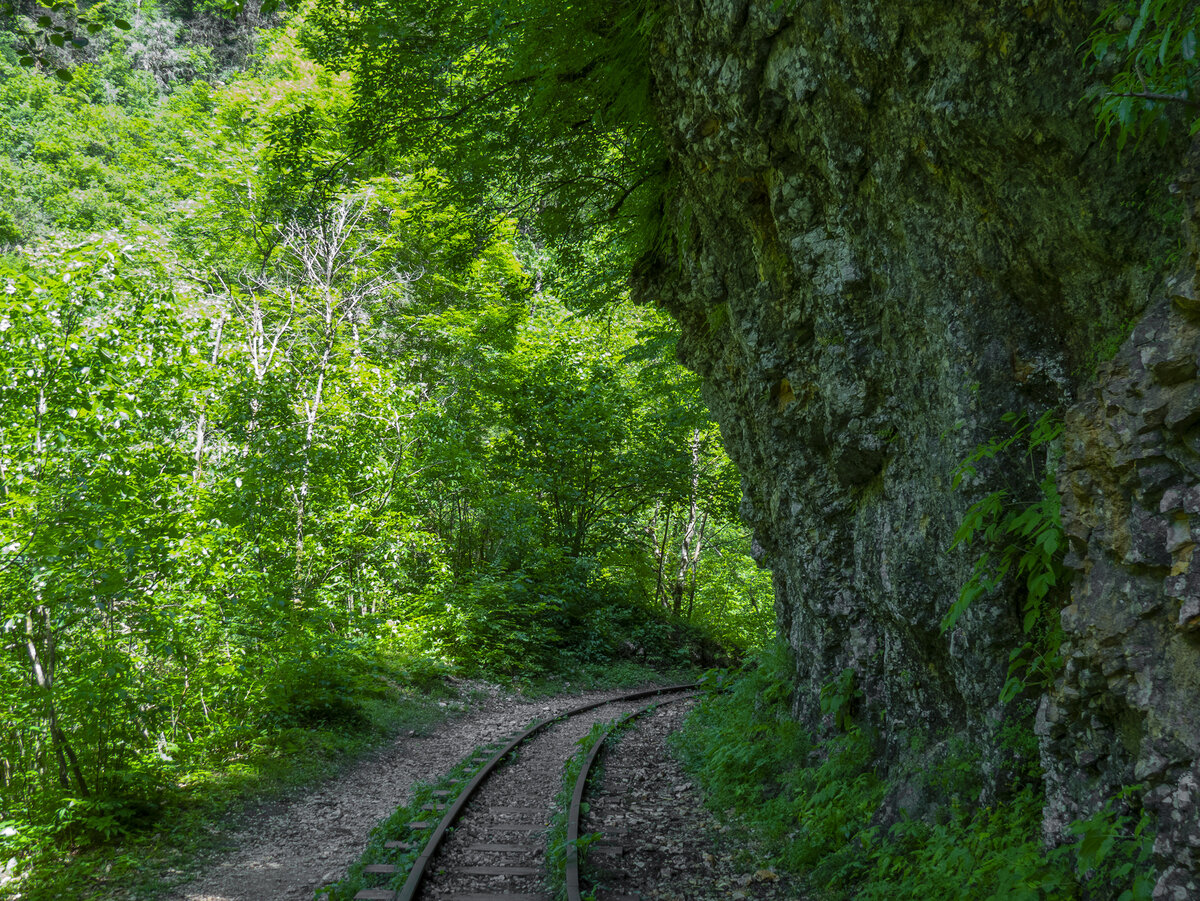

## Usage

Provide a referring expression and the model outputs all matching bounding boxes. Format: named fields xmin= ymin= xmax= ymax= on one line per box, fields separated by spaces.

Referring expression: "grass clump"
xmin=672 ymin=642 xmax=1155 ymax=900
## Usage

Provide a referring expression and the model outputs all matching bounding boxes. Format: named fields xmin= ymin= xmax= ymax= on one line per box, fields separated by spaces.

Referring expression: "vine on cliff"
xmin=942 ymin=412 xmax=1066 ymax=703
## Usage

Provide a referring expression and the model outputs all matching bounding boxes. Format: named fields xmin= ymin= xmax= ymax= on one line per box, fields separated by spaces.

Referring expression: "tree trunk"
xmin=193 ymin=314 xmax=226 ymax=480
xmin=24 ymin=608 xmax=88 ymax=797
xmin=673 ymin=429 xmax=704 ymax=617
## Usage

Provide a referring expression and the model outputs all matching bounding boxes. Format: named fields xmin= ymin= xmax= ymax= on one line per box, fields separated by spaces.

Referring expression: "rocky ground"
xmin=583 ymin=700 xmax=799 ymax=901
xmin=166 ymin=682 xmax=797 ymax=901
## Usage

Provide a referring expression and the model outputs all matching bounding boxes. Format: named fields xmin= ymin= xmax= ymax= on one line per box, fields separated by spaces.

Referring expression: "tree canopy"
xmin=0 ymin=4 xmax=768 ymax=894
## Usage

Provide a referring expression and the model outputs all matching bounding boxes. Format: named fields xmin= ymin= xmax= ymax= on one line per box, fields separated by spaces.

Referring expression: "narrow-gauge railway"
xmin=563 ymin=692 xmax=700 ymax=901
xmin=351 ymin=684 xmax=697 ymax=901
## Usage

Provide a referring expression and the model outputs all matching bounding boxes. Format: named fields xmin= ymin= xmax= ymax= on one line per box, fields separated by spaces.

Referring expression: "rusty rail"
xmin=370 ymin=683 xmax=697 ymax=901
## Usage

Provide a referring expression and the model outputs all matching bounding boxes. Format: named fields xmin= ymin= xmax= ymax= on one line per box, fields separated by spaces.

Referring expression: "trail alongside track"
xmin=579 ymin=700 xmax=798 ymax=901
xmin=168 ymin=682 xmax=798 ymax=901
xmin=167 ymin=686 xmax=638 ymax=901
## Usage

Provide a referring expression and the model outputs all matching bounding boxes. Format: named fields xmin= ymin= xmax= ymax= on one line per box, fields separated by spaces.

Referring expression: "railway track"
xmin=349 ymin=684 xmax=698 ymax=901
xmin=563 ymin=692 xmax=702 ymax=901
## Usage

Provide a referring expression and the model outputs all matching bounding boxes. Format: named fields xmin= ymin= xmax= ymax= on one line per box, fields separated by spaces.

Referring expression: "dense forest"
xmin=4 ymin=0 xmax=1200 ymax=899
xmin=0 ymin=1 xmax=772 ymax=895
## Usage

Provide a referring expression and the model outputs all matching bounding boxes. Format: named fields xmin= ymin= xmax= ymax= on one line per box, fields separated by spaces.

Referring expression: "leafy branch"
xmin=1 ymin=0 xmax=131 ymax=82
xmin=1086 ymin=0 xmax=1200 ymax=150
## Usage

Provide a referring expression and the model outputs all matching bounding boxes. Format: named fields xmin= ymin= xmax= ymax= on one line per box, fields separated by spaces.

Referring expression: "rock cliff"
xmin=639 ymin=0 xmax=1197 ymax=891
xmin=1041 ymin=165 xmax=1200 ymax=897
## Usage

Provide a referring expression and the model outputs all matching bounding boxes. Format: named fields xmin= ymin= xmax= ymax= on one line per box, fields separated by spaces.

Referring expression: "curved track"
xmin=564 ymin=691 xmax=700 ymax=901
xmin=352 ymin=684 xmax=696 ymax=901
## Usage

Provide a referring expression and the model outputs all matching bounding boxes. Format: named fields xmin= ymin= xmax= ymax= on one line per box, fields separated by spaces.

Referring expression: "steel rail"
xmin=564 ymin=690 xmax=700 ymax=901
xmin=381 ymin=682 xmax=697 ymax=901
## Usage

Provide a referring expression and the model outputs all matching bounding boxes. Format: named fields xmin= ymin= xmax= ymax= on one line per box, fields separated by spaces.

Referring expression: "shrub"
xmin=673 ymin=644 xmax=1154 ymax=900
xmin=262 ymin=645 xmax=384 ymax=729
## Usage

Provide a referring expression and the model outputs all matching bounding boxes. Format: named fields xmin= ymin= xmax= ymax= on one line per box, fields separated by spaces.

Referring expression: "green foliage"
xmin=1086 ymin=0 xmax=1200 ymax=149
xmin=302 ymin=0 xmax=669 ymax=308
xmin=0 ymin=209 xmax=22 ymax=245
xmin=1 ymin=0 xmax=133 ymax=84
xmin=2 ymin=647 xmax=459 ymax=900
xmin=263 ymin=644 xmax=390 ymax=729
xmin=675 ymin=646 xmax=1156 ymax=900
xmin=673 ymin=644 xmax=883 ymax=884
xmin=0 ymin=4 xmax=763 ymax=895
xmin=943 ymin=411 xmax=1066 ymax=702
xmin=819 ymin=667 xmax=860 ymax=733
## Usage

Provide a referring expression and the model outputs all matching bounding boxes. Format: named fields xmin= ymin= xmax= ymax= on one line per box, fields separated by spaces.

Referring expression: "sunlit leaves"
xmin=302 ymin=0 xmax=670 ymax=308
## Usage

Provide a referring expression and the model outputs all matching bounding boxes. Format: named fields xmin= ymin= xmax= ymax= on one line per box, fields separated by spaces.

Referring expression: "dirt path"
xmin=166 ymin=683 xmax=644 ymax=901
xmin=583 ymin=700 xmax=800 ymax=901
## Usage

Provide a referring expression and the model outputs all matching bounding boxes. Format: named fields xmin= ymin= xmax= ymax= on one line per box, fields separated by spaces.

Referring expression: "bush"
xmin=262 ymin=645 xmax=386 ymax=729
xmin=673 ymin=644 xmax=1155 ymax=900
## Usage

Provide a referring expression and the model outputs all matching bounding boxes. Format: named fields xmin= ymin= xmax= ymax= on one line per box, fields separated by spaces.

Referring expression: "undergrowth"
xmin=672 ymin=643 xmax=1155 ymax=900
xmin=515 ymin=659 xmax=700 ymax=698
xmin=3 ymin=650 xmax=461 ymax=901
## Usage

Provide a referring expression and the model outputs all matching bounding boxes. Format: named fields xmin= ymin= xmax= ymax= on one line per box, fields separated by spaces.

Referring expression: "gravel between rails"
xmin=418 ymin=695 xmax=678 ymax=900
xmin=582 ymin=700 xmax=802 ymax=901
xmin=166 ymin=684 xmax=663 ymax=901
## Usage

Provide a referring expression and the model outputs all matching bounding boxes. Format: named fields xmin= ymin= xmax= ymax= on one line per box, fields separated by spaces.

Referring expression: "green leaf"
xmin=1159 ymin=21 xmax=1174 ymax=64
xmin=1079 ymin=825 xmax=1106 ymax=863
xmin=1129 ymin=14 xmax=1146 ymax=49
xmin=54 ymin=68 xmax=72 ymax=82
xmin=36 ymin=14 xmax=52 ymax=26
xmin=1183 ymin=29 xmax=1196 ymax=60
xmin=113 ymin=18 xmax=132 ymax=29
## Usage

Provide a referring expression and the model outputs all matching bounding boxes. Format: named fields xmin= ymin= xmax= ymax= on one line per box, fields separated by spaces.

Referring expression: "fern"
xmin=943 ymin=411 xmax=1066 ymax=702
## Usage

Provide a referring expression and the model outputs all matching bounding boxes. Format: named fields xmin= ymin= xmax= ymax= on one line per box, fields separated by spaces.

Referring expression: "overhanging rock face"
xmin=638 ymin=0 xmax=1193 ymax=889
